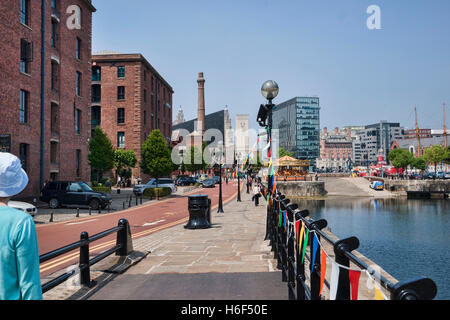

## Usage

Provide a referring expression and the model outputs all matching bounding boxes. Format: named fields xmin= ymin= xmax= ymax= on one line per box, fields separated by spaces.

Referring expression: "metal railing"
xmin=39 ymin=219 xmax=133 ymax=294
xmin=260 ymin=184 xmax=438 ymax=300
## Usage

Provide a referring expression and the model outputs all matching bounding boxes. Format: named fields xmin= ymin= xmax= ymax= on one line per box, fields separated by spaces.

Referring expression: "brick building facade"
xmin=0 ymin=0 xmax=96 ymax=197
xmin=316 ymin=127 xmax=353 ymax=171
xmin=91 ymin=53 xmax=174 ymax=183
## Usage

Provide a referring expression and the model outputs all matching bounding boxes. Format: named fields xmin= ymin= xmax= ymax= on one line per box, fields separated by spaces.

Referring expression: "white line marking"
xmin=142 ymin=220 xmax=166 ymax=227
xmin=65 ymin=219 xmax=99 ymax=226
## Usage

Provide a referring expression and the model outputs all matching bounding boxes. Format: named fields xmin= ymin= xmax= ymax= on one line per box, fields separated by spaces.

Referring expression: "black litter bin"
xmin=185 ymin=195 xmax=211 ymax=229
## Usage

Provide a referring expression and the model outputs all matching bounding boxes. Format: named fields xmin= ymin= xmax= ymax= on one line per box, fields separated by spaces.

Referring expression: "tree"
xmin=114 ymin=149 xmax=137 ymax=183
xmin=388 ymin=148 xmax=413 ymax=172
xmin=443 ymin=146 xmax=450 ymax=165
xmin=279 ymin=147 xmax=294 ymax=158
xmin=140 ymin=130 xmax=173 ymax=184
xmin=88 ymin=127 xmax=115 ymax=182
xmin=423 ymin=145 xmax=446 ymax=176
xmin=183 ymin=145 xmax=207 ymax=175
xmin=410 ymin=157 xmax=426 ymax=171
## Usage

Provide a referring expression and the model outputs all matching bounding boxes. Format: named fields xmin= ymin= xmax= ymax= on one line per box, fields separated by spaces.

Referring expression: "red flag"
xmin=319 ymin=250 xmax=327 ymax=296
xmin=349 ymin=270 xmax=361 ymax=300
xmin=295 ymin=220 xmax=301 ymax=244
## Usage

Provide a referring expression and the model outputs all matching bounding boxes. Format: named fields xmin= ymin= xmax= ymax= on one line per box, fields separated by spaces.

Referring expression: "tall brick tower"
xmin=197 ymin=72 xmax=206 ymax=137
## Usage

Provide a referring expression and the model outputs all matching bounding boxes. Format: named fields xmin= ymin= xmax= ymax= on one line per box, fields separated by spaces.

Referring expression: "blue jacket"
xmin=0 ymin=206 xmax=42 ymax=300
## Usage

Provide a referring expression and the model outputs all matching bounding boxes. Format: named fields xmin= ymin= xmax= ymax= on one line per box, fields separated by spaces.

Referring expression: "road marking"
xmin=65 ymin=219 xmax=99 ymax=226
xmin=142 ymin=220 xmax=166 ymax=227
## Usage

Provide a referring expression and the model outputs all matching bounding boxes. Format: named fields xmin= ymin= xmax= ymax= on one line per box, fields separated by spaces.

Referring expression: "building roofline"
xmin=81 ymin=0 xmax=96 ymax=12
xmin=92 ymin=53 xmax=174 ymax=93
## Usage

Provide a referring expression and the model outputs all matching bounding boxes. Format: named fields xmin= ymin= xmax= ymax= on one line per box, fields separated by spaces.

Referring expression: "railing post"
xmin=309 ymin=219 xmax=328 ymax=300
xmin=116 ymin=219 xmax=133 ymax=256
xmin=295 ymin=209 xmax=310 ymax=300
xmin=333 ymin=237 xmax=360 ymax=300
xmin=391 ymin=278 xmax=437 ymax=300
xmin=79 ymin=231 xmax=91 ymax=287
xmin=280 ymin=198 xmax=291 ymax=283
xmin=286 ymin=204 xmax=298 ymax=300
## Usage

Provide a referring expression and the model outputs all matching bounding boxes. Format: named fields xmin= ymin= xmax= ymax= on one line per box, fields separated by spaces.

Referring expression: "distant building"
xmin=173 ymin=106 xmax=186 ymax=126
xmin=353 ymin=121 xmax=404 ymax=166
xmin=391 ymin=136 xmax=446 ymax=157
xmin=403 ymin=129 xmax=432 ymax=140
xmin=235 ymin=114 xmax=250 ymax=162
xmin=272 ymin=97 xmax=320 ymax=170
xmin=91 ymin=53 xmax=174 ymax=182
xmin=316 ymin=127 xmax=353 ymax=171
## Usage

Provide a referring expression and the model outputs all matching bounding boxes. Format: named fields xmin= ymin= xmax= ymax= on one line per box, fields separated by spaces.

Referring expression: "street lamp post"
xmin=236 ymin=153 xmax=242 ymax=202
xmin=217 ymin=151 xmax=224 ymax=213
xmin=257 ymin=80 xmax=279 ymax=241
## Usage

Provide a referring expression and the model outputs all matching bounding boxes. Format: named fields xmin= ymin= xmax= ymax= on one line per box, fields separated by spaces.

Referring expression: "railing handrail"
xmin=259 ymin=182 xmax=438 ymax=300
xmin=39 ymin=219 xmax=133 ymax=294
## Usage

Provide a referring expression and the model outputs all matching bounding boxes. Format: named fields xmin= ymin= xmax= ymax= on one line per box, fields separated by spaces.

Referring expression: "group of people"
xmin=247 ymin=176 xmax=262 ymax=206
xmin=0 ymin=153 xmax=43 ymax=300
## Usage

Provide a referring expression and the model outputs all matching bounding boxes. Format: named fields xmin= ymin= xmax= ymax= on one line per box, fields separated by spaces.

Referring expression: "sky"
xmin=91 ymin=0 xmax=450 ymax=132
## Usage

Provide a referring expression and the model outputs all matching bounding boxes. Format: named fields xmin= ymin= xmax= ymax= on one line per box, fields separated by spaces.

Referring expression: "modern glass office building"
xmin=272 ymin=97 xmax=320 ymax=170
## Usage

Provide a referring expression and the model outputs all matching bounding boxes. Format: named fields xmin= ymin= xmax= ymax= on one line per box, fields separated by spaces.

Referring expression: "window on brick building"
xmin=50 ymin=141 xmax=58 ymax=164
xmin=20 ymin=0 xmax=30 ymax=26
xmin=76 ymin=71 xmax=82 ymax=96
xmin=76 ymin=38 xmax=81 ymax=59
xmin=20 ymin=39 xmax=32 ymax=74
xmin=118 ymin=86 xmax=125 ymax=100
xmin=76 ymin=149 xmax=81 ymax=177
xmin=51 ymin=61 xmax=59 ymax=91
xmin=117 ymin=132 xmax=125 ymax=149
xmin=19 ymin=143 xmax=29 ymax=173
xmin=91 ymin=84 xmax=101 ymax=103
xmin=92 ymin=66 xmax=101 ymax=82
xmin=144 ymin=89 xmax=147 ymax=103
xmin=75 ymin=109 xmax=81 ymax=134
xmin=117 ymin=66 xmax=125 ymax=78
xmin=51 ymin=19 xmax=58 ymax=48
xmin=143 ymin=110 xmax=146 ymax=125
xmin=117 ymin=108 xmax=125 ymax=124
xmin=19 ymin=89 xmax=29 ymax=123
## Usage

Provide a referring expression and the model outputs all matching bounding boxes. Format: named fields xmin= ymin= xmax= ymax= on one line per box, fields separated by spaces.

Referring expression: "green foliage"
xmin=140 ymin=130 xmax=173 ymax=180
xmin=183 ymin=144 xmax=207 ymax=174
xmin=91 ymin=186 xmax=112 ymax=194
xmin=279 ymin=148 xmax=294 ymax=158
xmin=443 ymin=147 xmax=450 ymax=165
xmin=388 ymin=148 xmax=413 ymax=169
xmin=115 ymin=149 xmax=137 ymax=180
xmin=88 ymin=127 xmax=115 ymax=182
xmin=423 ymin=145 xmax=447 ymax=174
xmin=410 ymin=157 xmax=426 ymax=171
xmin=143 ymin=187 xmax=172 ymax=199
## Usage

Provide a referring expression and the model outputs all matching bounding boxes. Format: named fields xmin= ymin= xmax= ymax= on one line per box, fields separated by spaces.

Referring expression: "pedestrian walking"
xmin=0 ymin=153 xmax=42 ymax=300
xmin=252 ymin=184 xmax=261 ymax=206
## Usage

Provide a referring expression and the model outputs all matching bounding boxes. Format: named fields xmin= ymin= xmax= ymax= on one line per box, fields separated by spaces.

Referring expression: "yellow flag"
xmin=298 ymin=222 xmax=305 ymax=249
xmin=374 ymin=286 xmax=385 ymax=300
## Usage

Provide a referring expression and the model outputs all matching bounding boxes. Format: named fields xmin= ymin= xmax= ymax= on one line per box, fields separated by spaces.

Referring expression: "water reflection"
xmin=291 ymin=196 xmax=450 ymax=300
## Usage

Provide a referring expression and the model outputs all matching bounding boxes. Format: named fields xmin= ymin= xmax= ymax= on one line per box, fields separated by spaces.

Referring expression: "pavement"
xmin=321 ymin=177 xmax=393 ymax=198
xmin=43 ymin=186 xmax=287 ymax=300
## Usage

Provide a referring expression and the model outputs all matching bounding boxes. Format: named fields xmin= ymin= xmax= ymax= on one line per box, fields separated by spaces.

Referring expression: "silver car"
xmin=8 ymin=201 xmax=37 ymax=217
xmin=133 ymin=178 xmax=175 ymax=196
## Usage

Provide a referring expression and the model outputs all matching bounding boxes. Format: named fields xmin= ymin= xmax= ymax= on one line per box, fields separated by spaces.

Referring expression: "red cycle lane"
xmin=37 ymin=181 xmax=242 ymax=276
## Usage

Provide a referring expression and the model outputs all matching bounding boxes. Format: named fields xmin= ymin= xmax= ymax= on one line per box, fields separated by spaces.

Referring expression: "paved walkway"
xmin=85 ymin=189 xmax=287 ymax=300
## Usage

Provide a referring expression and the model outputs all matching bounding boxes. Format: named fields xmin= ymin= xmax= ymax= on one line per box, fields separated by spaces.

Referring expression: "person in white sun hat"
xmin=0 ymin=152 xmax=42 ymax=300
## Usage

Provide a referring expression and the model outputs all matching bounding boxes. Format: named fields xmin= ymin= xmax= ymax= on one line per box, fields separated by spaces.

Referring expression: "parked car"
xmin=177 ymin=176 xmax=196 ymax=186
xmin=201 ymin=179 xmax=216 ymax=188
xmin=212 ymin=176 xmax=221 ymax=184
xmin=436 ymin=172 xmax=447 ymax=180
xmin=423 ymin=172 xmax=437 ymax=180
xmin=370 ymin=181 xmax=384 ymax=191
xmin=408 ymin=173 xmax=423 ymax=180
xmin=40 ymin=181 xmax=112 ymax=210
xmin=445 ymin=172 xmax=450 ymax=180
xmin=133 ymin=178 xmax=175 ymax=196
xmin=7 ymin=201 xmax=37 ymax=217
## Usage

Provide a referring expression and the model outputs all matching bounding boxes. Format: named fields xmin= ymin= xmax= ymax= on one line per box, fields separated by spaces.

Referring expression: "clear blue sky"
xmin=91 ymin=0 xmax=450 ymax=132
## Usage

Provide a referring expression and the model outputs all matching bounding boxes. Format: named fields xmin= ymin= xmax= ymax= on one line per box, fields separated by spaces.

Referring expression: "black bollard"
xmin=76 ymin=208 xmax=80 ymax=218
xmin=89 ymin=206 xmax=92 ymax=216
xmin=49 ymin=211 xmax=54 ymax=223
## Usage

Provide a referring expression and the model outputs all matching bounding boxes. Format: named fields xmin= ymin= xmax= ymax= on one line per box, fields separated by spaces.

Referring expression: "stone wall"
xmin=384 ymin=180 xmax=450 ymax=192
xmin=275 ymin=181 xmax=327 ymax=197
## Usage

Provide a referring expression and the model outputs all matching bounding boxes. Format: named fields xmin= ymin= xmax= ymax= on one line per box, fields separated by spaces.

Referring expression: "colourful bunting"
xmin=374 ymin=286 xmax=385 ymax=300
xmin=319 ymin=249 xmax=327 ymax=296
xmin=349 ymin=270 xmax=362 ymax=300
xmin=329 ymin=262 xmax=340 ymax=300
xmin=310 ymin=234 xmax=319 ymax=276
xmin=301 ymin=229 xmax=309 ymax=264
xmin=298 ymin=222 xmax=305 ymax=250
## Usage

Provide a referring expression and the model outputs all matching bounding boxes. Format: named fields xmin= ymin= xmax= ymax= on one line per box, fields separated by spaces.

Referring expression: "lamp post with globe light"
xmin=257 ymin=80 xmax=279 ymax=240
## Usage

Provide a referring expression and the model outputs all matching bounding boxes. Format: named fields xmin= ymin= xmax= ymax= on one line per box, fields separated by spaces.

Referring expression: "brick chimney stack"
xmin=197 ymin=72 xmax=206 ymax=137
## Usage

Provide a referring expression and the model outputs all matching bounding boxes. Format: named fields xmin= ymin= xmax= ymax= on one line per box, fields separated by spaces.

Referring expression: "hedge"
xmin=143 ymin=187 xmax=172 ymax=199
xmin=92 ymin=186 xmax=112 ymax=194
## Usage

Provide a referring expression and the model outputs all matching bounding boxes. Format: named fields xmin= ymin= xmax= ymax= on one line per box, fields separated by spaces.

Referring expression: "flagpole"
xmin=217 ymin=153 xmax=224 ymax=213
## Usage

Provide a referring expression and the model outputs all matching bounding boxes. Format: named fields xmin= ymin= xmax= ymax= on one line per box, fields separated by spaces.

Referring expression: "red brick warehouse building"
xmin=91 ymin=53 xmax=174 ymax=183
xmin=0 ymin=0 xmax=96 ymax=197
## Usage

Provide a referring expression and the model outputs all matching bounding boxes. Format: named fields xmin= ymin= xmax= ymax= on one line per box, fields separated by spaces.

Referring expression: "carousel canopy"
xmin=265 ymin=156 xmax=310 ymax=167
